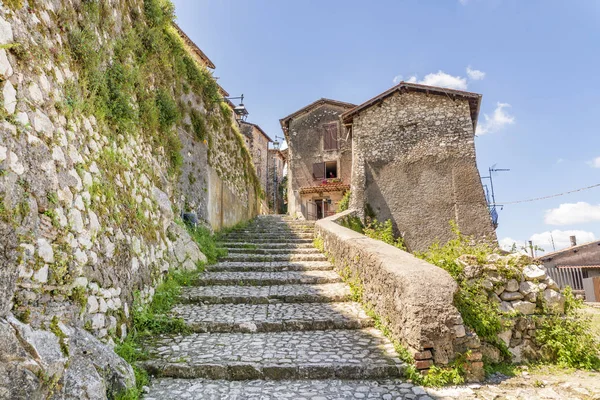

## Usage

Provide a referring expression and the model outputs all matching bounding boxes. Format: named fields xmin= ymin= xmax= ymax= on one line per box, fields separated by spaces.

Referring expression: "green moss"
xmin=3 ymin=0 xmax=24 ymax=11
xmin=50 ymin=316 xmax=69 ymax=356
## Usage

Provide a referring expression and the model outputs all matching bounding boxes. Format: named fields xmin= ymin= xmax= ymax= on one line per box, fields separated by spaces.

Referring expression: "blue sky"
xmin=173 ymin=0 xmax=600 ymax=254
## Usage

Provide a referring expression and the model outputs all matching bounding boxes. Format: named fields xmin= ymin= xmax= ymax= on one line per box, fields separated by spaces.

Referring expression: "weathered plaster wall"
xmin=0 ymin=0 xmax=258 ymax=358
xmin=286 ymin=103 xmax=352 ymax=218
xmin=350 ymin=91 xmax=495 ymax=252
xmin=267 ymin=149 xmax=285 ymax=212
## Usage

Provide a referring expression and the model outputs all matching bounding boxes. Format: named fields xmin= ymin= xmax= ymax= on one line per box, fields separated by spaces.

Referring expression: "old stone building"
xmin=343 ymin=82 xmax=495 ymax=252
xmin=240 ymin=121 xmax=273 ymax=195
xmin=280 ymin=84 xmax=495 ymax=251
xmin=280 ymin=98 xmax=355 ymax=219
xmin=267 ymin=148 xmax=286 ymax=212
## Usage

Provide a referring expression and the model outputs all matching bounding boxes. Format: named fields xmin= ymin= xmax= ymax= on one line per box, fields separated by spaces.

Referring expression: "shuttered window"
xmin=312 ymin=162 xmax=324 ymax=179
xmin=323 ymin=123 xmax=338 ymax=150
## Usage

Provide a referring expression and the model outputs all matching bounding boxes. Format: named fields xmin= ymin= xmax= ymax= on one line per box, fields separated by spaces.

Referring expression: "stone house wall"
xmin=349 ymin=91 xmax=495 ymax=252
xmin=240 ymin=121 xmax=271 ymax=203
xmin=285 ymin=103 xmax=353 ymax=218
xmin=267 ymin=149 xmax=285 ymax=212
xmin=538 ymin=241 xmax=600 ymax=270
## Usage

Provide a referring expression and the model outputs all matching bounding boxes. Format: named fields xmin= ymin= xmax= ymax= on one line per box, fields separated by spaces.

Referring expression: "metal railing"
xmin=546 ymin=266 xmax=585 ymax=291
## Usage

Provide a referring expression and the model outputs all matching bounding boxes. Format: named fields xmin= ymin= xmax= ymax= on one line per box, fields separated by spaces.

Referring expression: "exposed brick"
xmin=415 ymin=359 xmax=433 ymax=370
xmin=413 ymin=350 xmax=432 ymax=360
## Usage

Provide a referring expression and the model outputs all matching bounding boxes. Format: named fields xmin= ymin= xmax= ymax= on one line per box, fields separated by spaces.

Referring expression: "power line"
xmin=498 ymin=183 xmax=600 ymax=205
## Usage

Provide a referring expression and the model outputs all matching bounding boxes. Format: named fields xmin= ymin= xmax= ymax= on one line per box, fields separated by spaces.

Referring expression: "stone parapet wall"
xmin=315 ymin=210 xmax=483 ymax=379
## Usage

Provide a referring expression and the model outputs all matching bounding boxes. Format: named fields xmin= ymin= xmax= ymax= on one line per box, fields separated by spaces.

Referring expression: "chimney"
xmin=570 ymin=235 xmax=577 ymax=247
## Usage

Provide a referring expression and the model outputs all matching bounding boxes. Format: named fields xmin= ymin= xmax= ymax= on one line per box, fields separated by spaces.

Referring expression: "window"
xmin=325 ymin=161 xmax=337 ymax=178
xmin=323 ymin=123 xmax=338 ymax=150
xmin=312 ymin=161 xmax=338 ymax=180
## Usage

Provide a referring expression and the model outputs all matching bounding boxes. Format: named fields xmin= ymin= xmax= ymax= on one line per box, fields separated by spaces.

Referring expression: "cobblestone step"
xmin=206 ymin=261 xmax=334 ymax=272
xmin=140 ymin=329 xmax=405 ymax=381
xmin=194 ymin=271 xmax=342 ymax=286
xmin=179 ymin=283 xmax=352 ymax=304
xmin=226 ymin=247 xmax=322 ymax=254
xmin=171 ymin=302 xmax=373 ymax=333
xmin=145 ymin=379 xmax=432 ymax=400
xmin=224 ymin=233 xmax=314 ymax=239
xmin=222 ymin=242 xmax=314 ymax=249
xmin=219 ymin=238 xmax=313 ymax=244
xmin=225 ymin=246 xmax=321 ymax=255
xmin=221 ymin=254 xmax=327 ymax=262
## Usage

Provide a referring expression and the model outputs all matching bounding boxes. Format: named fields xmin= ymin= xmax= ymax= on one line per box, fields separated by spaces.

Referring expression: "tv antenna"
xmin=481 ymin=164 xmax=510 ymax=228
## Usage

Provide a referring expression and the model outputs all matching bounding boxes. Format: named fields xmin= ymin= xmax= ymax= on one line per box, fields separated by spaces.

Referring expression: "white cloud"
xmin=393 ymin=75 xmax=403 ymax=84
xmin=499 ymin=237 xmax=526 ymax=252
xmin=459 ymin=0 xmax=469 ymax=4
xmin=476 ymin=102 xmax=515 ymax=135
xmin=529 ymin=230 xmax=596 ymax=253
xmin=544 ymin=202 xmax=600 ymax=225
xmin=556 ymin=158 xmax=565 ymax=164
xmin=406 ymin=71 xmax=468 ymax=90
xmin=466 ymin=66 xmax=485 ymax=80
xmin=587 ymin=156 xmax=600 ymax=168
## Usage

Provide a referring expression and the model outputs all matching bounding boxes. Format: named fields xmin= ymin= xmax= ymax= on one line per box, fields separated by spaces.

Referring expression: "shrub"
xmin=535 ymin=287 xmax=600 ymax=370
xmin=337 ymin=190 xmax=350 ymax=212
xmin=187 ymin=225 xmax=227 ymax=264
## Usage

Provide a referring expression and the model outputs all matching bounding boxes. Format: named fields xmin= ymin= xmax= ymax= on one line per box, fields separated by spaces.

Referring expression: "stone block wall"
xmin=349 ymin=90 xmax=495 ymax=252
xmin=0 ymin=0 xmax=259 ymax=341
xmin=315 ymin=210 xmax=484 ymax=380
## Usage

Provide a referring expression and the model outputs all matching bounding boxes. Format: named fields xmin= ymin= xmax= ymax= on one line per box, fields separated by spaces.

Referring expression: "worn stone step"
xmin=171 ymin=302 xmax=373 ymax=333
xmin=179 ymin=283 xmax=352 ymax=304
xmin=221 ymin=242 xmax=315 ymax=249
xmin=194 ymin=271 xmax=341 ymax=286
xmin=206 ymin=261 xmax=333 ymax=272
xmin=220 ymin=254 xmax=327 ymax=262
xmin=225 ymin=232 xmax=314 ymax=238
xmin=219 ymin=238 xmax=313 ymax=244
xmin=140 ymin=329 xmax=405 ymax=381
xmin=144 ymin=378 xmax=424 ymax=399
xmin=225 ymin=248 xmax=321 ymax=255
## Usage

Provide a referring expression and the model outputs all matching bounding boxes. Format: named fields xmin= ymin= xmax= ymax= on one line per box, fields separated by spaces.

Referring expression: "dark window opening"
xmin=325 ymin=161 xmax=337 ymax=179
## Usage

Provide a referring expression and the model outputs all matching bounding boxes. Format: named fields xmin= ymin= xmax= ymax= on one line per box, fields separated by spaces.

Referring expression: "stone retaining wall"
xmin=315 ymin=210 xmax=483 ymax=379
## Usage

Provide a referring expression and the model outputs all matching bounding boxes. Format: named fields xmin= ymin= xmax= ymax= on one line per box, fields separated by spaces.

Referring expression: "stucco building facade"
xmin=240 ymin=121 xmax=272 ymax=196
xmin=280 ymin=99 xmax=355 ymax=220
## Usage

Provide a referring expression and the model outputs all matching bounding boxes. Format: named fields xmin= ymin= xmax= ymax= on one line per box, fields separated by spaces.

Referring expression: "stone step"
xmin=179 ymin=283 xmax=352 ymax=304
xmin=194 ymin=271 xmax=342 ymax=286
xmin=206 ymin=261 xmax=333 ymax=272
xmin=225 ymin=247 xmax=321 ymax=254
xmin=222 ymin=242 xmax=314 ymax=249
xmin=171 ymin=302 xmax=373 ymax=333
xmin=145 ymin=378 xmax=422 ymax=400
xmin=140 ymin=329 xmax=405 ymax=381
xmin=219 ymin=238 xmax=313 ymax=244
xmin=220 ymin=254 xmax=327 ymax=262
xmin=225 ymin=232 xmax=314 ymax=238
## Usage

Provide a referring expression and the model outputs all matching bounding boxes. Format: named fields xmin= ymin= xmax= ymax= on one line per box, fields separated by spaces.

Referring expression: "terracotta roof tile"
xmin=299 ymin=183 xmax=350 ymax=195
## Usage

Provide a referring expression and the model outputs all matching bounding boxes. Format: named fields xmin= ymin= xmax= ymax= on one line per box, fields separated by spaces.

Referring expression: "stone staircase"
xmin=143 ymin=215 xmax=433 ymax=399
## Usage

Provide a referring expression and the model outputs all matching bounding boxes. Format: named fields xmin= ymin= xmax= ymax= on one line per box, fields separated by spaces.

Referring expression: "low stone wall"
xmin=315 ymin=210 xmax=482 ymax=377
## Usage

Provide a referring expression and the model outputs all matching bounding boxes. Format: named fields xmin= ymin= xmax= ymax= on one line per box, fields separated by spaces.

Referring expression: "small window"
xmin=325 ymin=161 xmax=337 ymax=179
xmin=323 ymin=123 xmax=338 ymax=150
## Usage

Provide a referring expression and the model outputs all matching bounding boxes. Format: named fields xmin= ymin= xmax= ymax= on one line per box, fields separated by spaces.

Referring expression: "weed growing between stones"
xmin=338 ymin=215 xmax=406 ymax=250
xmin=534 ymin=287 xmax=600 ymax=370
xmin=114 ymin=267 xmax=199 ymax=399
xmin=187 ymin=225 xmax=227 ymax=264
xmin=418 ymin=223 xmax=600 ymax=371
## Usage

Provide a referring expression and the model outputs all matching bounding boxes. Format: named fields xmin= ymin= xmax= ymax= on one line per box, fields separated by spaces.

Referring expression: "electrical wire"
xmin=498 ymin=183 xmax=600 ymax=205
